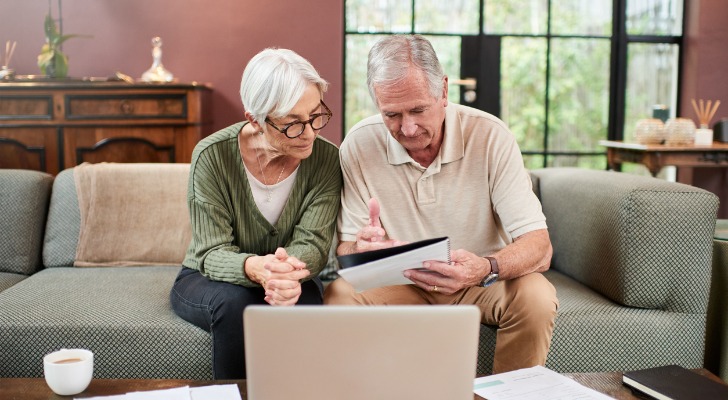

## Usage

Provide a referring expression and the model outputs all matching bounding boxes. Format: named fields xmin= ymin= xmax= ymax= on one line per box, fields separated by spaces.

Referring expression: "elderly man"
xmin=324 ymin=34 xmax=558 ymax=373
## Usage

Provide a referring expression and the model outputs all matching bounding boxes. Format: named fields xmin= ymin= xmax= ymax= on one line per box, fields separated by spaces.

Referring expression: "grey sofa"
xmin=0 ymin=167 xmax=211 ymax=379
xmin=475 ymin=168 xmax=718 ymax=374
xmin=0 ymin=165 xmax=719 ymax=379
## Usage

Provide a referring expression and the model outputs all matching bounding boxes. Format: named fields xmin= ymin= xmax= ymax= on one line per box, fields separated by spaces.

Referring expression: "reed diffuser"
xmin=691 ymin=98 xmax=720 ymax=145
xmin=691 ymin=99 xmax=721 ymax=129
xmin=0 ymin=40 xmax=16 ymax=79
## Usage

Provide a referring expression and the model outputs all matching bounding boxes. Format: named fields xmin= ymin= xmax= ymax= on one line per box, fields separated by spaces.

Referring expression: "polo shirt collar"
xmin=386 ymin=102 xmax=465 ymax=166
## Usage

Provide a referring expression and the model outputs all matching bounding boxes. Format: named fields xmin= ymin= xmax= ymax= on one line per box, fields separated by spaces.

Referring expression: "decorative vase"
xmin=664 ymin=118 xmax=696 ymax=146
xmin=634 ymin=118 xmax=665 ymax=144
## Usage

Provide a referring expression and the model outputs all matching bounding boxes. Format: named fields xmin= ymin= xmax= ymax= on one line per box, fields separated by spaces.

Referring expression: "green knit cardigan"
xmin=182 ymin=121 xmax=342 ymax=286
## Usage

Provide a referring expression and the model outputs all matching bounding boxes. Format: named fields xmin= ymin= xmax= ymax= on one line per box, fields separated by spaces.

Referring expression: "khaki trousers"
xmin=323 ymin=273 xmax=558 ymax=373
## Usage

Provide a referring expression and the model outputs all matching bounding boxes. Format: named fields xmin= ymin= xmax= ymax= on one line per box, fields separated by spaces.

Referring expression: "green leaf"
xmin=54 ymin=51 xmax=69 ymax=78
xmin=55 ymin=34 xmax=93 ymax=46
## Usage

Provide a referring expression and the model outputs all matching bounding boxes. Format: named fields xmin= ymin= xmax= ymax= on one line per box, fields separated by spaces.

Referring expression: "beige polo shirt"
xmin=338 ymin=102 xmax=546 ymax=256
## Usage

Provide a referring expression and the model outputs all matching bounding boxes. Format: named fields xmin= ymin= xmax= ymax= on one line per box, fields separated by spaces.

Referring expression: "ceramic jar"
xmin=634 ymin=118 xmax=665 ymax=144
xmin=664 ymin=118 xmax=696 ymax=145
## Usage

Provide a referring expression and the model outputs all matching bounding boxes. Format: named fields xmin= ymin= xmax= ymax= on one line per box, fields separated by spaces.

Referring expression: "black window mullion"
xmin=607 ymin=0 xmax=628 ymax=143
xmin=542 ymin=0 xmax=553 ymax=168
xmin=411 ymin=0 xmax=416 ymax=32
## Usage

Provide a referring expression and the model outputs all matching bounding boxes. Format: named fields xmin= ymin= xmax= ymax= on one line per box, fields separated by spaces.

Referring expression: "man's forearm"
xmin=491 ymin=229 xmax=552 ymax=280
xmin=337 ymin=240 xmax=358 ymax=256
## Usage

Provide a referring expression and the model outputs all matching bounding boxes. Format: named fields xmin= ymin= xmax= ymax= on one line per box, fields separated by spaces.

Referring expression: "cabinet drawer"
xmin=0 ymin=95 xmax=53 ymax=120
xmin=65 ymin=94 xmax=187 ymax=120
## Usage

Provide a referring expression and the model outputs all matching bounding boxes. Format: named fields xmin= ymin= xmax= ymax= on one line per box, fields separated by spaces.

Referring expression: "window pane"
xmin=547 ymin=155 xmax=607 ymax=169
xmin=523 ymin=154 xmax=545 ymax=170
xmin=548 ymin=38 xmax=611 ymax=152
xmin=344 ymin=35 xmax=384 ymax=134
xmin=501 ymin=37 xmax=547 ymax=152
xmin=623 ymin=43 xmax=679 ymax=141
xmin=415 ymin=0 xmax=479 ymax=34
xmin=425 ymin=36 xmax=462 ymax=103
xmin=551 ymin=0 xmax=612 ymax=36
xmin=627 ymin=0 xmax=684 ymax=35
xmin=345 ymin=0 xmax=411 ymax=33
xmin=484 ymin=0 xmax=547 ymax=35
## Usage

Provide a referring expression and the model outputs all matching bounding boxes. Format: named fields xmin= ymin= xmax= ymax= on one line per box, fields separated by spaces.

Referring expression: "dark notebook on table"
xmin=622 ymin=364 xmax=728 ymax=400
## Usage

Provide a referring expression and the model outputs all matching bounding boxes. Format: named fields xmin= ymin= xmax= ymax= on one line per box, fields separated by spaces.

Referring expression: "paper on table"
xmin=337 ymin=237 xmax=450 ymax=292
xmin=473 ymin=366 xmax=614 ymax=400
xmin=75 ymin=384 xmax=242 ymax=400
xmin=125 ymin=386 xmax=191 ymax=400
xmin=190 ymin=384 xmax=242 ymax=400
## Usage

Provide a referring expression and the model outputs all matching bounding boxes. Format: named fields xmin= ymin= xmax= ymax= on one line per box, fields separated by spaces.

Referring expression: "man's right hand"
xmin=340 ymin=198 xmax=406 ymax=255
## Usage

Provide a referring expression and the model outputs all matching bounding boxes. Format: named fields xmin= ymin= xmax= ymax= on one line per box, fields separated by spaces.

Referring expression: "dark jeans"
xmin=170 ymin=267 xmax=323 ymax=379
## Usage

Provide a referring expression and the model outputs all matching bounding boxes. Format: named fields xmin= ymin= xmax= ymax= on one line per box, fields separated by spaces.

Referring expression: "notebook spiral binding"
xmin=446 ymin=237 xmax=452 ymax=263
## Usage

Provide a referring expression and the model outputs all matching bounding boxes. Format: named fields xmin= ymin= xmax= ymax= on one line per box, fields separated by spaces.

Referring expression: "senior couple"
xmin=170 ymin=35 xmax=558 ymax=379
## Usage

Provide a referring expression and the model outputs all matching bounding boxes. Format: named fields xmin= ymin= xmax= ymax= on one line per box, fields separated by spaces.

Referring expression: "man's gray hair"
xmin=240 ymin=48 xmax=328 ymax=124
xmin=367 ymin=35 xmax=445 ymax=102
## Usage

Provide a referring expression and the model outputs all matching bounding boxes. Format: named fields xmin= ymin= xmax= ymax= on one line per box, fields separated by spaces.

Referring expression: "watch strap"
xmin=484 ymin=256 xmax=499 ymax=275
xmin=480 ymin=256 xmax=499 ymax=287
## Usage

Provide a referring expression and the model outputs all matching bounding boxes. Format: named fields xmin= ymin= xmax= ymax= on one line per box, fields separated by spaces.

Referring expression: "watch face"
xmin=481 ymin=273 xmax=498 ymax=287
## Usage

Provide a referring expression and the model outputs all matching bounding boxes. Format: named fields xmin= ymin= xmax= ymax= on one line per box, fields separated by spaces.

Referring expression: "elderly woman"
xmin=170 ymin=48 xmax=341 ymax=379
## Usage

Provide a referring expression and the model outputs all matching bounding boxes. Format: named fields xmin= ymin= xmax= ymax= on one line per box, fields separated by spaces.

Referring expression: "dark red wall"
xmin=682 ymin=0 xmax=728 ymax=218
xmin=0 ymin=0 xmax=344 ymax=144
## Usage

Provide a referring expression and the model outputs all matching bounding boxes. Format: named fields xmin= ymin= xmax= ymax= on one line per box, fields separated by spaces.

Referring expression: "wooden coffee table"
xmin=1 ymin=369 xmax=723 ymax=399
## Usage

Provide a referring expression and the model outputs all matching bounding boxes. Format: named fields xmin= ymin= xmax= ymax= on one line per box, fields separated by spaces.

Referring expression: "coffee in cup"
xmin=43 ymin=348 xmax=94 ymax=396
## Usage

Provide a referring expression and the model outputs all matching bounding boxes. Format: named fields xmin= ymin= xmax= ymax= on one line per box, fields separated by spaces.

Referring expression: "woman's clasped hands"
xmin=246 ymin=248 xmax=310 ymax=306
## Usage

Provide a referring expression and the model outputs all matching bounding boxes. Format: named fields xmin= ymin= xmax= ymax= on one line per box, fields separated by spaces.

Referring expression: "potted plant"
xmin=37 ymin=1 xmax=89 ymax=78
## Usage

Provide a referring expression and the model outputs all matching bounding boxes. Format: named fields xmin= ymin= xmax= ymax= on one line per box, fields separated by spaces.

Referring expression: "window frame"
xmin=343 ymin=0 xmax=684 ymax=169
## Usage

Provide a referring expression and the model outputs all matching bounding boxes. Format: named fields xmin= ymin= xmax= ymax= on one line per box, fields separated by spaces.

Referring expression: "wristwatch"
xmin=480 ymin=256 xmax=499 ymax=287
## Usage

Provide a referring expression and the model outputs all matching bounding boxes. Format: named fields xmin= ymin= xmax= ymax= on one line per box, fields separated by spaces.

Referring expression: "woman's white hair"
xmin=240 ymin=48 xmax=328 ymax=124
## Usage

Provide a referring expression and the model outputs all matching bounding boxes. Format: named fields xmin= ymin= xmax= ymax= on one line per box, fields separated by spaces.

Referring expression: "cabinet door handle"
xmin=120 ymin=100 xmax=134 ymax=114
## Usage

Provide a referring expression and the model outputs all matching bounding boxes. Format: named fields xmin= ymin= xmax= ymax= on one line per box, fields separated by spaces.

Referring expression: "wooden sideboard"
xmin=0 ymin=80 xmax=211 ymax=175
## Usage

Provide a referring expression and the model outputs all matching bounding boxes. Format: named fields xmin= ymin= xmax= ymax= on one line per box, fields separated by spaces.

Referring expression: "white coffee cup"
xmin=43 ymin=348 xmax=94 ymax=396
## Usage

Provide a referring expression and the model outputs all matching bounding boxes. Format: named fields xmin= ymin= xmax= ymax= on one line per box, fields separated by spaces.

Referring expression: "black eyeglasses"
xmin=265 ymin=100 xmax=333 ymax=138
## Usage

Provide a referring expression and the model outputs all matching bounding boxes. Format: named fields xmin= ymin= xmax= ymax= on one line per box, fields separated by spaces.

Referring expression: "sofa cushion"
xmin=43 ymin=168 xmax=81 ymax=268
xmin=0 ymin=169 xmax=53 ymax=275
xmin=543 ymin=270 xmax=706 ymax=373
xmin=0 ymin=272 xmax=27 ymax=293
xmin=474 ymin=269 xmax=708 ymax=375
xmin=0 ymin=266 xmax=212 ymax=379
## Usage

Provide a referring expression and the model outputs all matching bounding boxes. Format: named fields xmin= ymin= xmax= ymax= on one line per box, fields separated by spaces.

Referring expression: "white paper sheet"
xmin=473 ymin=366 xmax=615 ymax=400
xmin=190 ymin=384 xmax=242 ymax=400
xmin=75 ymin=384 xmax=242 ymax=400
xmin=125 ymin=386 xmax=191 ymax=400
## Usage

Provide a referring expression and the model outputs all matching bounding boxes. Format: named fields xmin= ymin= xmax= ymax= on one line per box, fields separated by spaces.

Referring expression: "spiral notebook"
xmin=336 ymin=237 xmax=451 ymax=292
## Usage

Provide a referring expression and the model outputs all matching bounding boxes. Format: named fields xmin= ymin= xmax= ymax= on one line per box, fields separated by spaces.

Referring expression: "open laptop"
xmin=243 ymin=305 xmax=480 ymax=400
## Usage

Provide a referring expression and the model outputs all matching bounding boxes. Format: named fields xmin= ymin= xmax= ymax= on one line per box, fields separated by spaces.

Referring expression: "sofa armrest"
xmin=531 ymin=168 xmax=718 ymax=313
